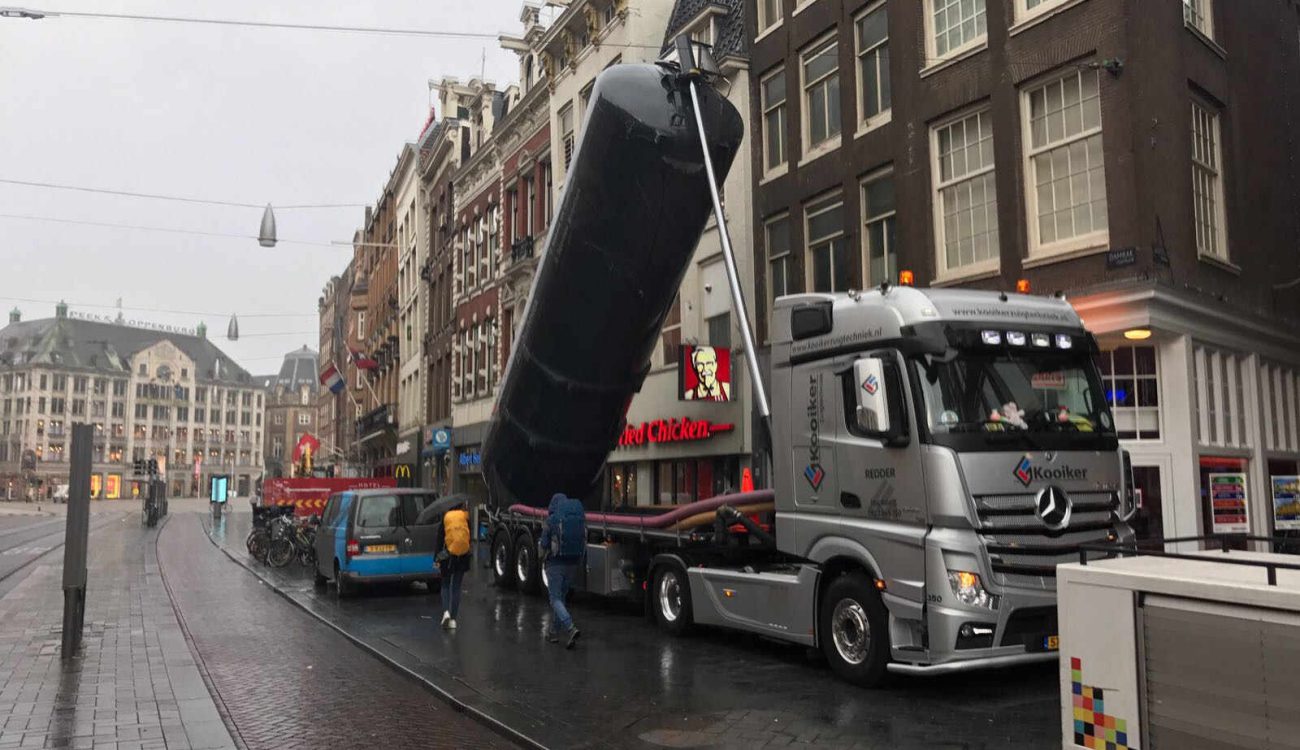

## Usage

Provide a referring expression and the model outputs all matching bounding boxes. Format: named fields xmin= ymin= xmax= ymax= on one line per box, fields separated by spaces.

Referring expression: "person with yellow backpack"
xmin=435 ymin=500 xmax=472 ymax=630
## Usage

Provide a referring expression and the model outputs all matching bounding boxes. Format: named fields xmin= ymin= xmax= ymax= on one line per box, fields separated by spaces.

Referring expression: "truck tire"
xmin=514 ymin=530 xmax=541 ymax=594
xmin=819 ymin=572 xmax=889 ymax=687
xmin=652 ymin=563 xmax=693 ymax=636
xmin=491 ymin=531 xmax=516 ymax=589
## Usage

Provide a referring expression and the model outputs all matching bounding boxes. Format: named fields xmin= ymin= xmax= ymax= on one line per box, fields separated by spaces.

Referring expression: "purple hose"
xmin=507 ymin=490 xmax=776 ymax=528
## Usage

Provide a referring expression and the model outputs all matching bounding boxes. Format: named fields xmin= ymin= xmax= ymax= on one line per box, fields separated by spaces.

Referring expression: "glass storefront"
xmin=1199 ymin=455 xmax=1249 ymax=549
xmin=651 ymin=457 xmax=739 ymax=506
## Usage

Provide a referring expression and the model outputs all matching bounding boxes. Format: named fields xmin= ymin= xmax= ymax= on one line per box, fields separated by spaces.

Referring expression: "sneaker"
xmin=449 ymin=619 xmax=457 ymax=631
xmin=440 ymin=611 xmax=451 ymax=629
xmin=546 ymin=631 xmax=559 ymax=644
xmin=565 ymin=626 xmax=581 ymax=650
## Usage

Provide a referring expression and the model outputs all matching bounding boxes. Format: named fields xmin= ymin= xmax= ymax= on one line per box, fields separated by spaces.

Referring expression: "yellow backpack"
xmin=444 ymin=509 xmax=470 ymax=556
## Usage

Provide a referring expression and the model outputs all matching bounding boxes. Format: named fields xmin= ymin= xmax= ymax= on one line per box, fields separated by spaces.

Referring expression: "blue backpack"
xmin=549 ymin=499 xmax=587 ymax=560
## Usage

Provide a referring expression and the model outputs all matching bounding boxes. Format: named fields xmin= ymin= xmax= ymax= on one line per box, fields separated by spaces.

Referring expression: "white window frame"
xmin=756 ymin=0 xmax=783 ymax=36
xmin=1020 ymin=67 xmax=1109 ymax=259
xmin=1191 ymin=100 xmax=1229 ymax=262
xmin=765 ymin=213 xmax=791 ymax=309
xmin=760 ymin=65 xmax=788 ymax=177
xmin=356 ymin=311 xmax=366 ymax=340
xmin=1099 ymin=346 xmax=1163 ymax=441
xmin=1015 ymin=0 xmax=1074 ymax=25
xmin=854 ymin=1 xmax=891 ymax=133
xmin=931 ymin=106 xmax=1000 ymax=281
xmin=1183 ymin=0 xmax=1214 ymax=40
xmin=804 ymin=192 xmax=848 ymax=293
xmin=799 ymin=33 xmax=842 ymax=161
xmin=860 ymin=166 xmax=897 ymax=287
xmin=924 ymin=0 xmax=988 ymax=63
xmin=558 ymin=102 xmax=575 ymax=173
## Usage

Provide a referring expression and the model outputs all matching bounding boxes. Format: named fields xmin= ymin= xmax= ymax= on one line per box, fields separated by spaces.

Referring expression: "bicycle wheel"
xmin=266 ymin=538 xmax=294 ymax=568
xmin=246 ymin=530 xmax=268 ymax=559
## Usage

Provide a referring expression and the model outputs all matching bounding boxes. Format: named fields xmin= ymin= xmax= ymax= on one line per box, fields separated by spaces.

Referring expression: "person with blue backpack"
xmin=539 ymin=491 xmax=586 ymax=648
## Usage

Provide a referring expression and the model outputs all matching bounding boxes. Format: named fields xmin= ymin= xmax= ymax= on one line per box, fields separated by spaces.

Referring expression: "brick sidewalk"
xmin=0 ymin=512 xmax=236 ymax=750
xmin=158 ymin=513 xmax=517 ymax=750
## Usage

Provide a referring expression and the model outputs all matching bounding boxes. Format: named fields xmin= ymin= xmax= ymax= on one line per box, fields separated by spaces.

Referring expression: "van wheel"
xmin=491 ymin=531 xmax=516 ymax=589
xmin=652 ymin=563 xmax=693 ymax=636
xmin=335 ymin=561 xmax=354 ymax=598
xmin=819 ymin=572 xmax=889 ymax=687
xmin=514 ymin=531 xmax=541 ymax=594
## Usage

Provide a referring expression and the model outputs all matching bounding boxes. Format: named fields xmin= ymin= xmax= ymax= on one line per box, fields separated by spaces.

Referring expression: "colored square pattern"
xmin=1070 ymin=657 xmax=1137 ymax=750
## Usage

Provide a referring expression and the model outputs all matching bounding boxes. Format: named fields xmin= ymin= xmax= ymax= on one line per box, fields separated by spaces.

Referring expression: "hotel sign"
xmin=68 ymin=311 xmax=198 ymax=337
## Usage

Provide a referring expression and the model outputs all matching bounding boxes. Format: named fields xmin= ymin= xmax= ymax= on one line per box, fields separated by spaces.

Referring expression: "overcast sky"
xmin=0 ymin=0 xmax=520 ymax=375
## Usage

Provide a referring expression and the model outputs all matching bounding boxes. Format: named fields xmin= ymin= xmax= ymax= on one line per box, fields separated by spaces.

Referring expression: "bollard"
xmin=61 ymin=423 xmax=92 ymax=658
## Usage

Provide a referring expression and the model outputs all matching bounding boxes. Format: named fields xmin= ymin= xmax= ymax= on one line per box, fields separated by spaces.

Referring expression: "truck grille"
xmin=974 ymin=491 xmax=1118 ymax=581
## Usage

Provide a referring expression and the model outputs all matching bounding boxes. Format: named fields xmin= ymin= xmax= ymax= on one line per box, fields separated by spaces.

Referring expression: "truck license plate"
xmin=366 ymin=544 xmax=396 ymax=553
xmin=1044 ymin=635 xmax=1059 ymax=651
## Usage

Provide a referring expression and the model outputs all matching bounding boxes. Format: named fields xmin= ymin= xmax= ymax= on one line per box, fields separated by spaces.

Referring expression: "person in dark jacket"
xmin=539 ymin=492 xmax=585 ymax=648
xmin=434 ymin=501 xmax=472 ymax=630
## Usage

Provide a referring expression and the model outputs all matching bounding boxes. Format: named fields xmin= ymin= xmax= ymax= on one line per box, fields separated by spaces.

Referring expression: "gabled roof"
xmin=0 ymin=317 xmax=253 ymax=384
xmin=267 ymin=346 xmax=320 ymax=394
xmin=661 ymin=0 xmax=747 ymax=61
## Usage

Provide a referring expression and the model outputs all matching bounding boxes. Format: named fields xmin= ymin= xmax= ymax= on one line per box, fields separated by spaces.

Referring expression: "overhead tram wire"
xmin=0 ymin=296 xmax=316 ymax=319
xmin=0 ymin=212 xmax=366 ymax=248
xmin=0 ymin=178 xmax=364 ymax=210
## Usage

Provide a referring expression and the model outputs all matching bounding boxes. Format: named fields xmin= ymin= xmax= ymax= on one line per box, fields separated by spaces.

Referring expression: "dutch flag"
xmin=319 ymin=363 xmax=345 ymax=394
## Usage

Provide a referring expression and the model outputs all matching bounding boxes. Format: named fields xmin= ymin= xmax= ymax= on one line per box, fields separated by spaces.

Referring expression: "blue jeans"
xmin=546 ymin=560 xmax=578 ymax=633
xmin=440 ymin=567 xmax=465 ymax=618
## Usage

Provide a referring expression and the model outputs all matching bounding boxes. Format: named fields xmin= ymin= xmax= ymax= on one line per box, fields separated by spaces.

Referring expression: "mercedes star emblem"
xmin=1035 ymin=485 xmax=1072 ymax=530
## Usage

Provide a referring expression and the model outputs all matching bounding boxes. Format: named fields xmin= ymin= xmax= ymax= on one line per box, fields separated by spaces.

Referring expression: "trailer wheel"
xmin=819 ymin=572 xmax=889 ymax=687
xmin=491 ymin=531 xmax=516 ymax=589
xmin=652 ymin=563 xmax=693 ymax=636
xmin=514 ymin=531 xmax=542 ymax=594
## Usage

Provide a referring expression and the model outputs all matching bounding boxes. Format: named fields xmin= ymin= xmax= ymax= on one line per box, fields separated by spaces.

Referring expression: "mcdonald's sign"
xmin=394 ymin=463 xmax=415 ymax=487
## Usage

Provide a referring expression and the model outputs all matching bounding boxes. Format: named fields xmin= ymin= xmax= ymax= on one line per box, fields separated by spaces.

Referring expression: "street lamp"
xmin=258 ymin=204 xmax=277 ymax=247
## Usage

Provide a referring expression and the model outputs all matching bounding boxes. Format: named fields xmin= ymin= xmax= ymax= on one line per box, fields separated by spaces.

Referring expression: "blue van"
xmin=314 ymin=489 xmax=466 ymax=596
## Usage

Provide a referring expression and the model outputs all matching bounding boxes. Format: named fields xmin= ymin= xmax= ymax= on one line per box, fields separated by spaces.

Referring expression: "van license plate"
xmin=366 ymin=544 xmax=396 ymax=553
xmin=1044 ymin=635 xmax=1059 ymax=651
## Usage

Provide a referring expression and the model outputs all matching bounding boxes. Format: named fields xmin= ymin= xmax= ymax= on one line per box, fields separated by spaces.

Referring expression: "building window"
xmin=760 ymin=67 xmax=787 ymax=173
xmin=855 ymin=2 xmax=890 ymax=128
xmin=660 ymin=296 xmax=682 ymax=367
xmin=707 ymin=313 xmax=732 ymax=350
xmin=933 ymin=108 xmax=999 ymax=277
xmin=765 ymin=214 xmax=791 ymax=312
xmin=272 ymin=437 xmax=283 ymax=459
xmin=559 ymin=103 xmax=575 ymax=172
xmin=927 ymin=0 xmax=986 ymax=59
xmin=1023 ymin=69 xmax=1108 ymax=255
xmin=1183 ymin=0 xmax=1213 ymax=39
xmin=801 ymin=36 xmax=841 ymax=153
xmin=805 ymin=194 xmax=849 ymax=292
xmin=757 ymin=0 xmax=781 ymax=33
xmin=1191 ymin=101 xmax=1228 ymax=261
xmin=862 ymin=168 xmax=897 ymax=286
xmin=298 ymin=413 xmax=310 ymax=426
xmin=1192 ymin=344 xmax=1249 ymax=449
xmin=1098 ymin=347 xmax=1160 ymax=440
xmin=274 ymin=413 xmax=284 ymax=426
xmin=1018 ymin=0 xmax=1071 ymax=22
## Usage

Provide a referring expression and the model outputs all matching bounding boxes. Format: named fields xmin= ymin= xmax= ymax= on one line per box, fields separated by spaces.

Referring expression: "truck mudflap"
xmin=687 ymin=564 xmax=819 ymax=646
xmin=886 ymin=651 xmax=1057 ymax=676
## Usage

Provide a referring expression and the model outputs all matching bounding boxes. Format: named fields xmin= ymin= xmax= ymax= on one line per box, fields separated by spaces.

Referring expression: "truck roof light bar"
xmin=981 ymin=330 xmax=1002 ymax=345
xmin=1056 ymin=334 xmax=1073 ymax=349
xmin=1006 ymin=331 xmax=1027 ymax=346
xmin=1031 ymin=333 xmax=1051 ymax=348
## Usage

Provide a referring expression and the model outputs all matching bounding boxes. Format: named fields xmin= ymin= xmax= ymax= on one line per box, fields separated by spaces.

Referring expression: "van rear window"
xmin=357 ymin=496 xmax=399 ymax=528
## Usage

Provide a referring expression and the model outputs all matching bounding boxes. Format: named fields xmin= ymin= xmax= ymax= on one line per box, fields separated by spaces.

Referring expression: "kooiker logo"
xmin=1012 ymin=455 xmax=1087 ymax=487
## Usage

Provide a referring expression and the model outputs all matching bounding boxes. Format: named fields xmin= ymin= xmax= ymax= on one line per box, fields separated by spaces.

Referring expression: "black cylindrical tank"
xmin=481 ymin=64 xmax=743 ymax=508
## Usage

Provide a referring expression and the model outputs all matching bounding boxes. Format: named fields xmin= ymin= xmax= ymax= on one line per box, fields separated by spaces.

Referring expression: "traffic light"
xmin=133 ymin=459 xmax=145 ymax=476
xmin=148 ymin=458 xmax=159 ymax=476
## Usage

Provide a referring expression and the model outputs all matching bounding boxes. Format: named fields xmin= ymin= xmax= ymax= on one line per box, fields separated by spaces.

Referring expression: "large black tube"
xmin=482 ymin=64 xmax=743 ymax=509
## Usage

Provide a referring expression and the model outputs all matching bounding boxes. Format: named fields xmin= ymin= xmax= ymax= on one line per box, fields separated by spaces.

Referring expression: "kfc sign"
xmin=618 ymin=418 xmax=734 ymax=448
xmin=679 ymin=345 xmax=732 ymax=401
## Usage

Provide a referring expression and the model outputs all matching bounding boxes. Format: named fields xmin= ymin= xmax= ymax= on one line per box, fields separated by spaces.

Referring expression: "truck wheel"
xmin=652 ymin=563 xmax=693 ymax=636
xmin=514 ymin=531 xmax=541 ymax=594
xmin=819 ymin=572 xmax=889 ymax=687
xmin=491 ymin=531 xmax=516 ymax=589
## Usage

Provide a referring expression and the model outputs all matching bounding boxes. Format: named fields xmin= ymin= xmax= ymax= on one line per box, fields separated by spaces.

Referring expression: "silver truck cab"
xmin=768 ymin=286 xmax=1134 ymax=679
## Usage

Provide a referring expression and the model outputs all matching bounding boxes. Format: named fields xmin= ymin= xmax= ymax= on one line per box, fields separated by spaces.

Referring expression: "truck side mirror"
xmin=853 ymin=358 xmax=890 ymax=434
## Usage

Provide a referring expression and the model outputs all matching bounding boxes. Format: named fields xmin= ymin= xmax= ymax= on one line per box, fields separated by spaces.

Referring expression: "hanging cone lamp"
xmin=258 ymin=204 xmax=277 ymax=247
xmin=226 ymin=314 xmax=239 ymax=341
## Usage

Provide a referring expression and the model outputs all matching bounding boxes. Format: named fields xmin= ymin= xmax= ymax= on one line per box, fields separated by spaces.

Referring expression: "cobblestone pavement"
xmin=207 ymin=509 xmax=1060 ymax=750
xmin=158 ymin=508 xmax=517 ymax=750
xmin=0 ymin=511 xmax=237 ymax=750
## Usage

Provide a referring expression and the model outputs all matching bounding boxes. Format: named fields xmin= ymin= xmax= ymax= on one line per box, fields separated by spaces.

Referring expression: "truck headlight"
xmin=947 ymin=570 xmax=999 ymax=610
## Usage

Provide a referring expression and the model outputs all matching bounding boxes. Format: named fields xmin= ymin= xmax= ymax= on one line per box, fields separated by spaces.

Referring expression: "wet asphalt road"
xmin=206 ymin=511 xmax=1061 ymax=750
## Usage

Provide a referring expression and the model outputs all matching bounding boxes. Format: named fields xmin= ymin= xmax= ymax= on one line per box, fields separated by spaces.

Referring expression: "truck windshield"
xmin=911 ymin=349 xmax=1117 ymax=452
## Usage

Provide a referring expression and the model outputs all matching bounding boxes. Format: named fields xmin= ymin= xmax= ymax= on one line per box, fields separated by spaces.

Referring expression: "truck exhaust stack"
xmin=482 ymin=63 xmax=744 ymax=509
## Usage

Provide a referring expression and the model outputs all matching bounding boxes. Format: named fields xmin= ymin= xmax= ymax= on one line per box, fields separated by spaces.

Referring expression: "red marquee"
xmin=618 ymin=418 xmax=734 ymax=448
